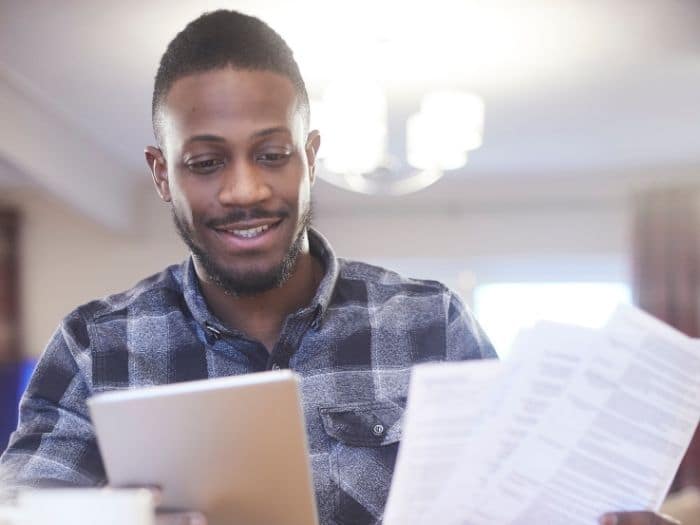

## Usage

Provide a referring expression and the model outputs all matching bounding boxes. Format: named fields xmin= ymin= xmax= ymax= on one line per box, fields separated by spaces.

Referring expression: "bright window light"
xmin=473 ymin=282 xmax=631 ymax=359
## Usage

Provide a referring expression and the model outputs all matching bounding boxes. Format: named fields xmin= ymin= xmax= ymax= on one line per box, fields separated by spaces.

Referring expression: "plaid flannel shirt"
xmin=0 ymin=228 xmax=495 ymax=524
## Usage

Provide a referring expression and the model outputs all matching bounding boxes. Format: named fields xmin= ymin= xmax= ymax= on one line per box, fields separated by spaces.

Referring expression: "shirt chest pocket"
xmin=319 ymin=401 xmax=403 ymax=525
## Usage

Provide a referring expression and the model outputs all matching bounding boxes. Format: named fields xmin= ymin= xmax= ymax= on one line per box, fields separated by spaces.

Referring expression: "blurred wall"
xmin=0 ymin=181 xmax=630 ymax=359
xmin=0 ymin=186 xmax=187 ymax=358
xmin=316 ymin=205 xmax=628 ymax=259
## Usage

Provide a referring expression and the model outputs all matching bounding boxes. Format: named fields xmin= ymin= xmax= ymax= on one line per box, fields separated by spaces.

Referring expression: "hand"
xmin=599 ymin=511 xmax=681 ymax=525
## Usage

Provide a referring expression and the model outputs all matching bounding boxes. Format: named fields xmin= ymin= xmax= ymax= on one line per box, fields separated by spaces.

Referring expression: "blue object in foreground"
xmin=0 ymin=360 xmax=36 ymax=453
xmin=0 ymin=363 xmax=20 ymax=453
xmin=18 ymin=360 xmax=35 ymax=404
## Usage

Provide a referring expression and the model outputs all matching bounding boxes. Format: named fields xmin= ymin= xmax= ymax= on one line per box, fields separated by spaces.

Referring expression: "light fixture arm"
xmin=318 ymin=167 xmax=444 ymax=196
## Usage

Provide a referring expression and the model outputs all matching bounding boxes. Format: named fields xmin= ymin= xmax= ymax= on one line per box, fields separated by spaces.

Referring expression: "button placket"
xmin=268 ymin=311 xmax=316 ymax=371
xmin=204 ymin=321 xmax=223 ymax=343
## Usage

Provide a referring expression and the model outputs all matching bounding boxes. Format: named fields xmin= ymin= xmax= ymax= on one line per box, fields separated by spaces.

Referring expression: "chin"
xmin=204 ymin=250 xmax=296 ymax=295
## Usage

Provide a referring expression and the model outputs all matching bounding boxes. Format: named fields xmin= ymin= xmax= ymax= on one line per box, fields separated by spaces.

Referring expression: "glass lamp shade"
xmin=312 ymin=86 xmax=484 ymax=195
xmin=312 ymin=79 xmax=387 ymax=175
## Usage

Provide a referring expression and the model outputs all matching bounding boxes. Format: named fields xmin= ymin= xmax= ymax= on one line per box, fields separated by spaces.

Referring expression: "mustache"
xmin=206 ymin=208 xmax=289 ymax=228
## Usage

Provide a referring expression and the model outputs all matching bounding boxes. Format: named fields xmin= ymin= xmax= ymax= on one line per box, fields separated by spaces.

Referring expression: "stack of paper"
xmin=383 ymin=304 xmax=700 ymax=525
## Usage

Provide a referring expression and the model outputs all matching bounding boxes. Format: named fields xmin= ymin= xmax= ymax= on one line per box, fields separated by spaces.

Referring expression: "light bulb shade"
xmin=406 ymin=112 xmax=469 ymax=171
xmin=406 ymin=90 xmax=484 ymax=171
xmin=420 ymin=90 xmax=485 ymax=152
xmin=312 ymin=78 xmax=387 ymax=175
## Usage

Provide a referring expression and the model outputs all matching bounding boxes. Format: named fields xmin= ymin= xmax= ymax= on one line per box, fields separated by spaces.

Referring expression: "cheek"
xmin=170 ymin=198 xmax=194 ymax=230
xmin=301 ymin=177 xmax=312 ymax=203
xmin=170 ymin=174 xmax=214 ymax=225
xmin=290 ymin=161 xmax=312 ymax=205
xmin=293 ymin=176 xmax=312 ymax=216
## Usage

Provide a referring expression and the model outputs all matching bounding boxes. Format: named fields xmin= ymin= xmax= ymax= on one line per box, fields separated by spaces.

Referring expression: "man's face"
xmin=147 ymin=68 xmax=319 ymax=295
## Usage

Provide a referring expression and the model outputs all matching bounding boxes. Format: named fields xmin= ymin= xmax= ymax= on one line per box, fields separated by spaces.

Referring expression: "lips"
xmin=215 ymin=219 xmax=280 ymax=238
xmin=211 ymin=217 xmax=284 ymax=250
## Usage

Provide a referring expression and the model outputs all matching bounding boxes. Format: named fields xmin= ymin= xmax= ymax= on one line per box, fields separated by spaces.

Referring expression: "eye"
xmin=186 ymin=158 xmax=225 ymax=174
xmin=256 ymin=150 xmax=292 ymax=167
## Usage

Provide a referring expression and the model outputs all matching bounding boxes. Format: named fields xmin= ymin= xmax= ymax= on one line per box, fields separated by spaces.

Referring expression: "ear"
xmin=305 ymin=130 xmax=321 ymax=186
xmin=145 ymin=146 xmax=171 ymax=202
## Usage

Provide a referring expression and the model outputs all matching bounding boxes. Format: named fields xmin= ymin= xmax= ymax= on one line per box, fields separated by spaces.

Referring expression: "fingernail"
xmin=599 ymin=515 xmax=618 ymax=525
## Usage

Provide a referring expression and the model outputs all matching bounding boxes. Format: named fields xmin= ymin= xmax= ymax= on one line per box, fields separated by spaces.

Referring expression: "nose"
xmin=217 ymin=157 xmax=272 ymax=206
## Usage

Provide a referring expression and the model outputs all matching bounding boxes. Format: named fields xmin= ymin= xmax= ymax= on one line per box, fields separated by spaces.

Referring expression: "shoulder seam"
xmin=91 ymin=265 xmax=181 ymax=319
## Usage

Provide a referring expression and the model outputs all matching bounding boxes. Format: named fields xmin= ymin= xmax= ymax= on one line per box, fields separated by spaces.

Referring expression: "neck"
xmin=194 ymin=235 xmax=323 ymax=353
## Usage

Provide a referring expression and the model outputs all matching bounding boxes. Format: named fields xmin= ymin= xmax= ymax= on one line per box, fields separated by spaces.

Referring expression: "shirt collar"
xmin=181 ymin=227 xmax=339 ymax=333
xmin=307 ymin=227 xmax=340 ymax=325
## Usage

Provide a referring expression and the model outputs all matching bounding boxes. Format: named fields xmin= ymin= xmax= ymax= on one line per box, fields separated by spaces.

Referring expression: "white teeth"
xmin=228 ymin=224 xmax=271 ymax=238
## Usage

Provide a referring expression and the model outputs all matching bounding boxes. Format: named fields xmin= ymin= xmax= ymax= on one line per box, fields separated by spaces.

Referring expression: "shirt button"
xmin=372 ymin=424 xmax=385 ymax=436
xmin=271 ymin=363 xmax=281 ymax=370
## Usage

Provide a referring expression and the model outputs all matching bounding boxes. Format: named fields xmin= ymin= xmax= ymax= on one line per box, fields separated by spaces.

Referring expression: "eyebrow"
xmin=183 ymin=127 xmax=292 ymax=146
xmin=251 ymin=126 xmax=292 ymax=139
xmin=184 ymin=134 xmax=227 ymax=145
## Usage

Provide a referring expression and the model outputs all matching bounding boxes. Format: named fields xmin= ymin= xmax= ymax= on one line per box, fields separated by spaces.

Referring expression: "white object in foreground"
xmin=384 ymin=304 xmax=700 ymax=525
xmin=0 ymin=488 xmax=154 ymax=525
xmin=88 ymin=370 xmax=318 ymax=525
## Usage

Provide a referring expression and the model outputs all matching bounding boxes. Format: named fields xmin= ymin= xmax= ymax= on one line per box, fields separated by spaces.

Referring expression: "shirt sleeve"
xmin=445 ymin=288 xmax=498 ymax=361
xmin=0 ymin=309 xmax=105 ymax=501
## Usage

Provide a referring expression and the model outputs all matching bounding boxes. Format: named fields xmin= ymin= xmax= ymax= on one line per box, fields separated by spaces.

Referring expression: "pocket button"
xmin=372 ymin=424 xmax=385 ymax=436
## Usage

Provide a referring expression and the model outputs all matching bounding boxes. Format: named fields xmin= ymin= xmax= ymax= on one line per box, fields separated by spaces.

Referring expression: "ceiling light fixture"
xmin=312 ymin=83 xmax=485 ymax=196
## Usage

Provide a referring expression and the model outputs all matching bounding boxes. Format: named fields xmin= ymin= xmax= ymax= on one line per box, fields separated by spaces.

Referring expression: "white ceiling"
xmin=1 ymin=0 xmax=700 ymax=224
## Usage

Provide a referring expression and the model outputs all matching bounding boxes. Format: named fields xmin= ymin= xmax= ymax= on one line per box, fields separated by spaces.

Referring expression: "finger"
xmin=599 ymin=511 xmax=681 ymax=525
xmin=156 ymin=511 xmax=207 ymax=525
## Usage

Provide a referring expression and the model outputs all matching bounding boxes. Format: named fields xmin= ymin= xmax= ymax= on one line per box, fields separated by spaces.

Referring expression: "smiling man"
xmin=148 ymin=63 xmax=322 ymax=352
xmin=0 ymin=10 xmax=681 ymax=525
xmin=0 ymin=12 xmax=494 ymax=524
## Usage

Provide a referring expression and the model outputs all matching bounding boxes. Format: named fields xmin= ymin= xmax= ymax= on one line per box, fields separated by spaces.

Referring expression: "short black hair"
xmin=151 ymin=10 xmax=310 ymax=142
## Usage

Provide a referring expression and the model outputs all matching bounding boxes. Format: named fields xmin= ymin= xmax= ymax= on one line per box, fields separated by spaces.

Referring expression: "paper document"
xmin=383 ymin=304 xmax=700 ymax=525
xmin=382 ymin=360 xmax=502 ymax=524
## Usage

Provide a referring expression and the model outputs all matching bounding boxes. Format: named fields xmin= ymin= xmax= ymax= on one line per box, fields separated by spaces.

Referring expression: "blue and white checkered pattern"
xmin=0 ymin=229 xmax=495 ymax=524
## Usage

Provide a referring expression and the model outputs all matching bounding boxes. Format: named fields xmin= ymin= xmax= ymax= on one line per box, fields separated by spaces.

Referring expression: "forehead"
xmin=161 ymin=68 xmax=302 ymax=141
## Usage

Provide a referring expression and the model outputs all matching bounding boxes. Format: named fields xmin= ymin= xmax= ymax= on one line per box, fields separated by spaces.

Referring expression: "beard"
xmin=173 ymin=204 xmax=312 ymax=297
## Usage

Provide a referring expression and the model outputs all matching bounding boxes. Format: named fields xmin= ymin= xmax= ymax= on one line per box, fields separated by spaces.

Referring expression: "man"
xmin=0 ymin=10 xmax=680 ymax=525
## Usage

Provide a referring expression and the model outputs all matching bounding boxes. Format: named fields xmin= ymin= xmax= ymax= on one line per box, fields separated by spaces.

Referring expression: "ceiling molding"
xmin=0 ymin=63 xmax=133 ymax=231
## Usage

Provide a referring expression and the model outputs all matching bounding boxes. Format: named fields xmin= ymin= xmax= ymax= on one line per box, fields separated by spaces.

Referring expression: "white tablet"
xmin=88 ymin=370 xmax=318 ymax=525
